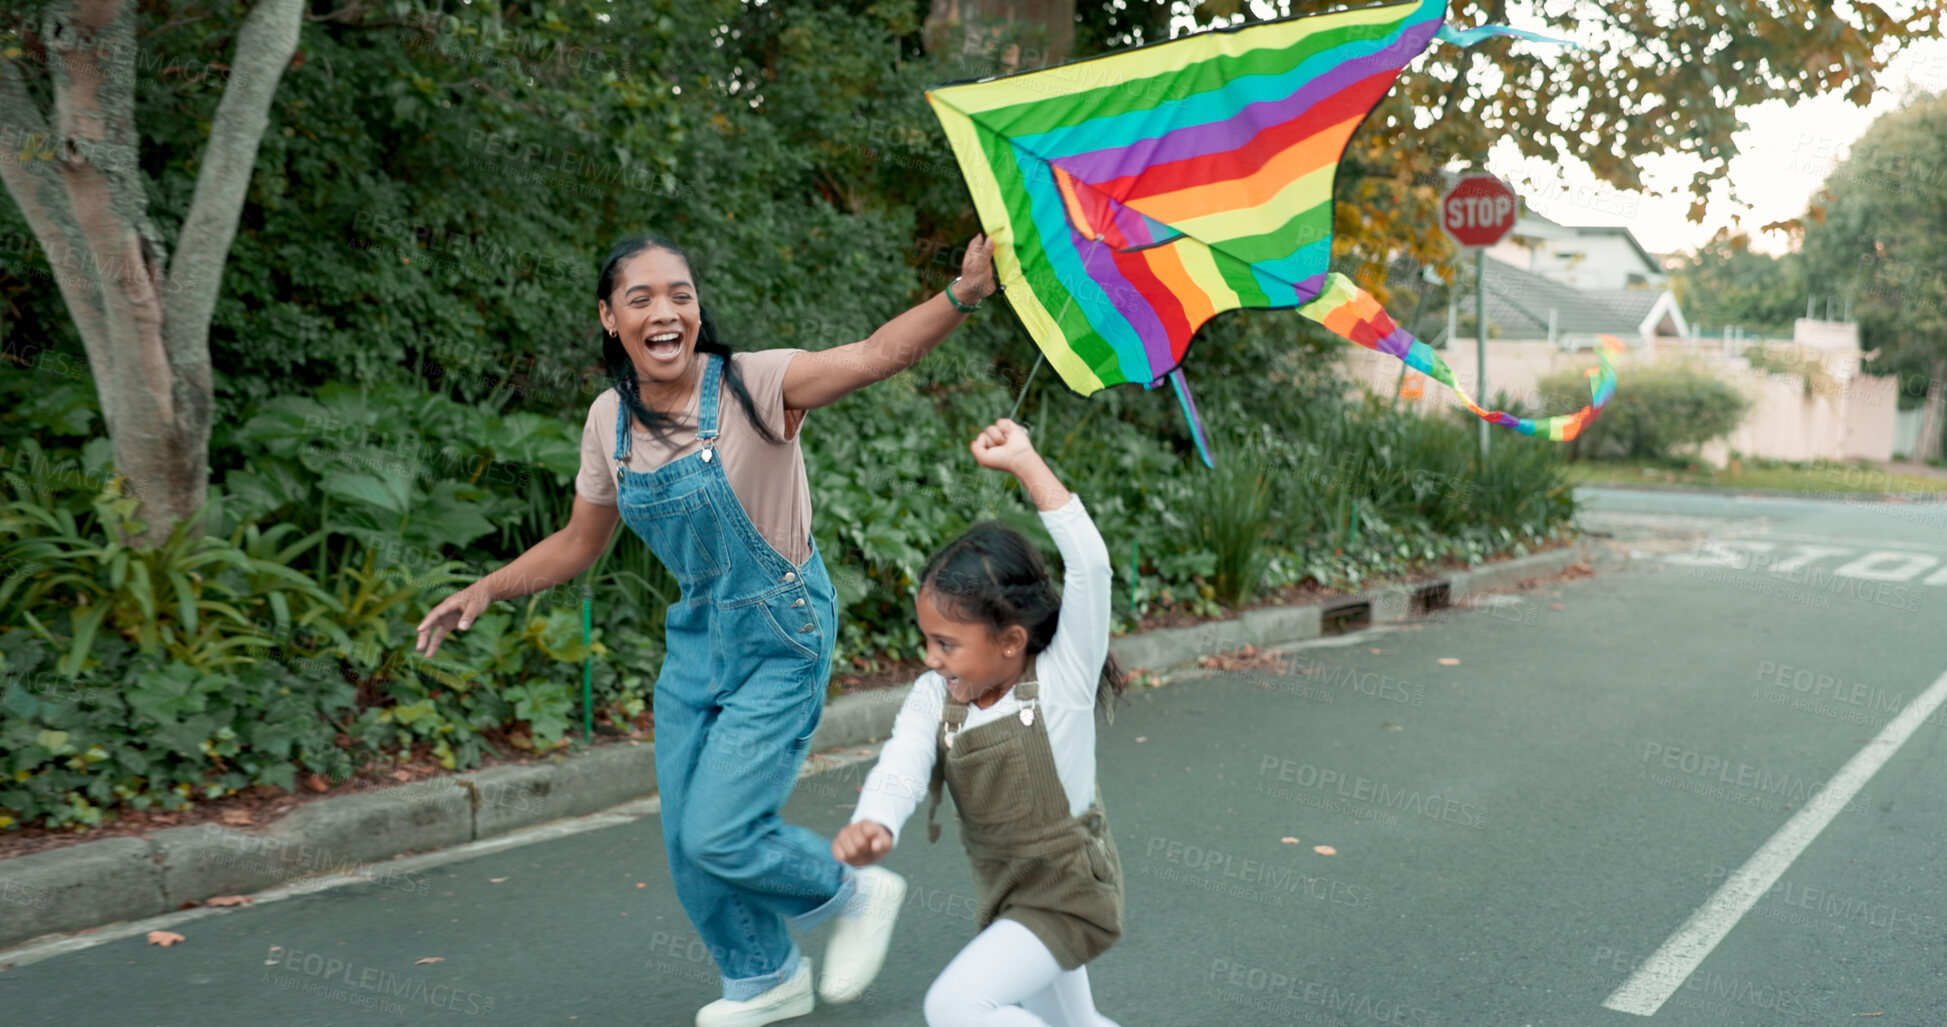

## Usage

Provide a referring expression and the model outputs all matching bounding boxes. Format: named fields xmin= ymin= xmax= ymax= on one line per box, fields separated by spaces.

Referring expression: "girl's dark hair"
xmin=597 ymin=234 xmax=779 ymax=447
xmin=919 ymin=521 xmax=1126 ymax=718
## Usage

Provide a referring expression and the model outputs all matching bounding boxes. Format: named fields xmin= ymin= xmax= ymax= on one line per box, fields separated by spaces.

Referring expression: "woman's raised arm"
xmin=780 ymin=235 xmax=995 ymax=411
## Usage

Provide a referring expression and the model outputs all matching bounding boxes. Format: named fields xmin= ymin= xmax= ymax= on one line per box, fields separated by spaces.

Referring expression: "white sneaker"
xmin=819 ymin=865 xmax=907 ymax=1004
xmin=694 ymin=956 xmax=814 ymax=1027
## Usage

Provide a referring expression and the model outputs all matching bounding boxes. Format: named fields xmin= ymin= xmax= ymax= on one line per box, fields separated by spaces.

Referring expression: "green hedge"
xmin=1537 ymin=360 xmax=1751 ymax=461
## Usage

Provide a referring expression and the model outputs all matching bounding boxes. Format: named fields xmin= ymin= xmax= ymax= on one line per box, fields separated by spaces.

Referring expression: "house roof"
xmin=1478 ymin=257 xmax=1651 ymax=338
xmin=1583 ymin=288 xmax=1663 ymax=326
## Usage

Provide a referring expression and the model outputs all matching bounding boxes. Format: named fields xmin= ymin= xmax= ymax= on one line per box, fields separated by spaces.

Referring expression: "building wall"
xmin=1337 ymin=331 xmax=1898 ymax=465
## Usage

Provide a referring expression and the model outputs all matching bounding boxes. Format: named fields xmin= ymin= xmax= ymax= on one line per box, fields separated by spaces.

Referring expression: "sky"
xmin=1488 ymin=35 xmax=1947 ymax=259
xmin=1166 ymin=2 xmax=1947 ymax=259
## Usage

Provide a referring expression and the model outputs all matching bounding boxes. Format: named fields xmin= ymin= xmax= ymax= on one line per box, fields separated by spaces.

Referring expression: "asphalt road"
xmin=4 ymin=486 xmax=1945 ymax=1026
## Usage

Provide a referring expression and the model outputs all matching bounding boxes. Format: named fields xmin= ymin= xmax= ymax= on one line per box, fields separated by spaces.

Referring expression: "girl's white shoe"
xmin=694 ymin=956 xmax=814 ymax=1027
xmin=819 ymin=865 xmax=908 ymax=1003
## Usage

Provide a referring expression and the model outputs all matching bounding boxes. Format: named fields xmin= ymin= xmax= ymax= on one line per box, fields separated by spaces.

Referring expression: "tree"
xmin=0 ymin=0 xmax=302 ymax=545
xmin=1669 ymin=232 xmax=1806 ymax=339
xmin=1801 ymin=92 xmax=1947 ymax=463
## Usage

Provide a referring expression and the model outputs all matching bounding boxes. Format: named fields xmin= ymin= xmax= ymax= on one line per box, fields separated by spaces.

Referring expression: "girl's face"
xmin=916 ymin=586 xmax=1029 ymax=706
xmin=599 ymin=247 xmax=701 ymax=387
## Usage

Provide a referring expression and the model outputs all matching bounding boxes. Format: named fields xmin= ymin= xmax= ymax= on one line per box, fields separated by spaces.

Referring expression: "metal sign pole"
xmin=1476 ymin=246 xmax=1489 ymax=461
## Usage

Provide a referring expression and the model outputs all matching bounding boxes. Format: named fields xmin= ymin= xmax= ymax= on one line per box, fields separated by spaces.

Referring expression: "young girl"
xmin=832 ymin=417 xmax=1126 ymax=1027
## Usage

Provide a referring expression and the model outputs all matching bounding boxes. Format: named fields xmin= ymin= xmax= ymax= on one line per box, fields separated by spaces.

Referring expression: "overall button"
xmin=782 ymin=571 xmax=797 ymax=583
xmin=790 ymin=598 xmax=806 ymax=608
xmin=799 ymin=624 xmax=815 ymax=632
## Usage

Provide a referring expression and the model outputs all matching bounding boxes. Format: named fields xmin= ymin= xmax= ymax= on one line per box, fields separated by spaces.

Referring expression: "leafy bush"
xmin=1537 ymin=361 xmax=1750 ymax=461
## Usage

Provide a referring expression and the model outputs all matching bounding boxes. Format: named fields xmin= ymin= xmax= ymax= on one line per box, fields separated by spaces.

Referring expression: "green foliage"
xmin=1799 ymin=91 xmax=1947 ymax=459
xmin=1537 ymin=361 xmax=1751 ymax=461
xmin=1670 ymin=234 xmax=1807 ymax=338
xmin=1191 ymin=444 xmax=1276 ymax=608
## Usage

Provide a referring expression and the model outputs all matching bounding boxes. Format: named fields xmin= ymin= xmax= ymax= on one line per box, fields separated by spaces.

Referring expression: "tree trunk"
xmin=0 ymin=0 xmax=303 ymax=546
xmin=1917 ymin=356 xmax=1947 ymax=464
xmin=925 ymin=0 xmax=1076 ymax=72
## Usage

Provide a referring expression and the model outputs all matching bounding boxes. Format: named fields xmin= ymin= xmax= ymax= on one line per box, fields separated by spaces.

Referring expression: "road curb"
xmin=1576 ymin=480 xmax=1947 ymax=503
xmin=0 ymin=544 xmax=1590 ymax=951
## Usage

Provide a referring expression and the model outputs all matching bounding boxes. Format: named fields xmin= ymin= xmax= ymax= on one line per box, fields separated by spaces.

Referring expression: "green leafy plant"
xmin=1538 ymin=361 xmax=1751 ymax=461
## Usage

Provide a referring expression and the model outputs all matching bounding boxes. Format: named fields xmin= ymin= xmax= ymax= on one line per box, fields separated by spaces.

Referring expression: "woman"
xmin=415 ymin=232 xmax=997 ymax=1026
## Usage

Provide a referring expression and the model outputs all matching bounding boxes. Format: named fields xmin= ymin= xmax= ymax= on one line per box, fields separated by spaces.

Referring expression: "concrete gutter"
xmin=0 ymin=542 xmax=1592 ymax=951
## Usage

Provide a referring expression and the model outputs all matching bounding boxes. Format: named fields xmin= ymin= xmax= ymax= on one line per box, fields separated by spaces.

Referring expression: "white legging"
xmin=922 ymin=918 xmax=1122 ymax=1027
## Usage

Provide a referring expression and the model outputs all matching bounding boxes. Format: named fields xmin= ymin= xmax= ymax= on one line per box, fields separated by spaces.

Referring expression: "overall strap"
xmin=697 ymin=351 xmax=724 ymax=449
xmin=925 ymin=695 xmax=970 ymax=844
xmin=612 ymin=389 xmax=632 ymax=464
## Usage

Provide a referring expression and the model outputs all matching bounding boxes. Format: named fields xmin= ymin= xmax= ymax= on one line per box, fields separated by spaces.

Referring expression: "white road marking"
xmin=1767 ymin=545 xmax=1848 ymax=575
xmin=1833 ymin=551 xmax=1939 ymax=582
xmin=1661 ymin=540 xmax=1947 ymax=585
xmin=1601 ymin=664 xmax=1947 ymax=1017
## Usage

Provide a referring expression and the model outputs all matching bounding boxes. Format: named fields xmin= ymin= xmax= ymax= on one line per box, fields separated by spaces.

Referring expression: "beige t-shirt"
xmin=576 ymin=349 xmax=814 ymax=565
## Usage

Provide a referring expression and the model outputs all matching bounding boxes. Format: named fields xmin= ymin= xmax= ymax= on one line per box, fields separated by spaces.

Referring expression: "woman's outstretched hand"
xmin=415 ymin=585 xmax=494 ymax=659
xmin=959 ymin=233 xmax=997 ymax=300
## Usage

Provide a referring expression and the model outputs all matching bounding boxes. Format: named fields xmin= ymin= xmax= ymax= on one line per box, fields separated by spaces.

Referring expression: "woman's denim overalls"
xmin=613 ymin=352 xmax=856 ymax=1001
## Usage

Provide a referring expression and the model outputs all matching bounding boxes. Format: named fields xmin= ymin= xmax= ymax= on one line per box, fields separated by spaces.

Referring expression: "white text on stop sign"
xmin=1446 ymin=194 xmax=1514 ymax=230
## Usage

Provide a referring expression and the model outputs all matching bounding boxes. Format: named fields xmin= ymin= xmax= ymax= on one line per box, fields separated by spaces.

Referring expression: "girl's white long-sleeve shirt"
xmin=851 ymin=493 xmax=1113 ymax=846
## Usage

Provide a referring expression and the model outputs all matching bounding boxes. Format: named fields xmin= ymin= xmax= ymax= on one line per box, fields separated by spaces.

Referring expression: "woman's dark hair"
xmin=919 ymin=521 xmax=1127 ymax=718
xmin=597 ymin=234 xmax=779 ymax=446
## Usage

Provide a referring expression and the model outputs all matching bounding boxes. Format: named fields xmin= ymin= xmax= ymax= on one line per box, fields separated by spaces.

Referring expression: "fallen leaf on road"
xmin=147 ymin=931 xmax=186 ymax=947
xmin=206 ymin=895 xmax=251 ymax=907
xmin=489 ymin=877 xmax=509 ymax=884
xmin=1197 ymin=645 xmax=1290 ymax=674
xmin=1368 ymin=648 xmax=1382 ymax=655
xmin=1313 ymin=845 xmax=1337 ymax=856
xmin=1280 ymin=837 xmax=1300 ymax=844
xmin=636 ymin=883 xmax=645 ymax=888
xmin=391 ymin=769 xmax=413 ymax=782
xmin=1382 ymin=722 xmax=1403 ymax=732
xmin=1135 ymin=737 xmax=1148 ymax=743
xmin=414 ymin=957 xmax=444 ymax=965
xmin=1437 ymin=658 xmax=1460 ymax=666
xmin=304 ymin=772 xmax=330 ymax=793
xmin=220 ymin=809 xmax=254 ymax=826
xmin=1550 ymin=604 xmax=1564 ymax=610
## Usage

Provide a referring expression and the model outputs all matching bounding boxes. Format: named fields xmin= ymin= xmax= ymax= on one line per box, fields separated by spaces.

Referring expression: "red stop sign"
xmin=1441 ymin=175 xmax=1517 ymax=248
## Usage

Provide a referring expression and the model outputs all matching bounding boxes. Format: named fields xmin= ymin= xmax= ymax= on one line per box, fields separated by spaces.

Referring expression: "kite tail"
xmin=1435 ymin=21 xmax=1582 ymax=49
xmin=1296 ymin=273 xmax=1621 ymax=442
xmin=1167 ymin=368 xmax=1215 ymax=469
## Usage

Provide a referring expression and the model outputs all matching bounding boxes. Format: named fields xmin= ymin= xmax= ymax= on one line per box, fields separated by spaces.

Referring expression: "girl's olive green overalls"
xmin=923 ymin=665 xmax=1125 ymax=971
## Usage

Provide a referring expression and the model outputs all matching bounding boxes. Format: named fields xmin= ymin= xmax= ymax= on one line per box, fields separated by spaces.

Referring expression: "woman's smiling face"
xmin=599 ymin=246 xmax=701 ymax=387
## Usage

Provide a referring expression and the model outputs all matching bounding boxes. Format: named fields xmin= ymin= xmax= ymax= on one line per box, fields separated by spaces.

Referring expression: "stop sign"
xmin=1441 ymin=175 xmax=1517 ymax=248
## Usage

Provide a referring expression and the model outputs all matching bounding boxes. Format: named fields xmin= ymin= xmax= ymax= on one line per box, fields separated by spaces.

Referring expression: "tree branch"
xmin=0 ymin=50 xmax=105 ymax=348
xmin=162 ymin=0 xmax=303 ymax=359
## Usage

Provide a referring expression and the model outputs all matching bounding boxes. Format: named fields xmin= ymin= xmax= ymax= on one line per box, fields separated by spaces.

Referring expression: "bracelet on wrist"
xmin=946 ymin=276 xmax=980 ymax=314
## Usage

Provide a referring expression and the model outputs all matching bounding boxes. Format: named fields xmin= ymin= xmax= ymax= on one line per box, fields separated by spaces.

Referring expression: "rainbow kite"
xmin=925 ymin=0 xmax=1616 ymax=464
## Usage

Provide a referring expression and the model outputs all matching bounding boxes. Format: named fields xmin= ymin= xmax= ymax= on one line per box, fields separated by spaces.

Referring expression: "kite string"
xmin=1006 ymin=286 xmax=1073 ymax=424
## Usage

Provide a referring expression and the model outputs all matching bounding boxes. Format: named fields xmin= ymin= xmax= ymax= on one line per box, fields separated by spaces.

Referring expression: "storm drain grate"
xmin=1321 ymin=600 xmax=1371 ymax=636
